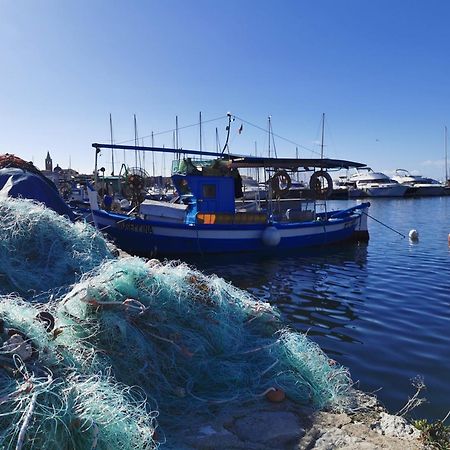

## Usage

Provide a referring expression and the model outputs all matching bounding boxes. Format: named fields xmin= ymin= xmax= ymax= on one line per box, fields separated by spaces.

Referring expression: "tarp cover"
xmin=0 ymin=167 xmax=76 ymax=220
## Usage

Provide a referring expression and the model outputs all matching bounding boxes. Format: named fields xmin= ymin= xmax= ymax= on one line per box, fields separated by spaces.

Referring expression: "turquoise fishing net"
xmin=0 ymin=198 xmax=113 ymax=298
xmin=0 ymin=198 xmax=355 ymax=448
xmin=59 ymin=257 xmax=354 ymax=429
xmin=0 ymin=297 xmax=159 ymax=450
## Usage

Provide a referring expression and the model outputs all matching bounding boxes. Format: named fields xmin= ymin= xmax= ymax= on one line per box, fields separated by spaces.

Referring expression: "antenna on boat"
xmin=110 ymin=113 xmax=115 ymax=175
xmin=221 ymin=112 xmax=233 ymax=154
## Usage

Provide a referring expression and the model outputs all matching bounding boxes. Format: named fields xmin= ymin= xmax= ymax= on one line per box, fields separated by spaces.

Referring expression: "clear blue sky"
xmin=1 ymin=0 xmax=450 ymax=179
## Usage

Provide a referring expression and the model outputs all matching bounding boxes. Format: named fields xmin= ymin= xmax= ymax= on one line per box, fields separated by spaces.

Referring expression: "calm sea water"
xmin=189 ymin=197 xmax=450 ymax=423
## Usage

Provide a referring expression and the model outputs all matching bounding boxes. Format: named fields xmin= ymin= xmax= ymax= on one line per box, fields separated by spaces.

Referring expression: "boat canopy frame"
xmin=92 ymin=143 xmax=366 ymax=175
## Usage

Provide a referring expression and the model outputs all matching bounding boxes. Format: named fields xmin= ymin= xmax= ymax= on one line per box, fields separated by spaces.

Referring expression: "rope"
xmin=362 ymin=211 xmax=406 ymax=238
xmin=116 ymin=115 xmax=228 ymax=145
xmin=233 ymin=115 xmax=320 ymax=156
xmin=15 ymin=392 xmax=38 ymax=450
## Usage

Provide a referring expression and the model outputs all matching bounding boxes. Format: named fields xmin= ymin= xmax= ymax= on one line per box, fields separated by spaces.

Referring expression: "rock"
xmin=297 ymin=410 xmax=422 ymax=450
xmin=184 ymin=424 xmax=242 ymax=449
xmin=372 ymin=412 xmax=421 ymax=439
xmin=232 ymin=411 xmax=306 ymax=447
xmin=171 ymin=397 xmax=422 ymax=450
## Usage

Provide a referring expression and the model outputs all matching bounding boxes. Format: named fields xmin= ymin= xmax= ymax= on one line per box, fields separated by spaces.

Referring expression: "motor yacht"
xmin=347 ymin=167 xmax=408 ymax=198
xmin=392 ymin=169 xmax=446 ymax=196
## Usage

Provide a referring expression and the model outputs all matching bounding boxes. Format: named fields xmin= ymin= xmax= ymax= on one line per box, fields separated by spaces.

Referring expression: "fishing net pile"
xmin=0 ymin=198 xmax=113 ymax=297
xmin=59 ymin=257 xmax=354 ymax=427
xmin=0 ymin=198 xmax=356 ymax=448
xmin=0 ymin=297 xmax=159 ymax=450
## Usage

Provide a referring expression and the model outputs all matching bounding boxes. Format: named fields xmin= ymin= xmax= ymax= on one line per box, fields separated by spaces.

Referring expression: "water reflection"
xmin=182 ymin=197 xmax=450 ymax=422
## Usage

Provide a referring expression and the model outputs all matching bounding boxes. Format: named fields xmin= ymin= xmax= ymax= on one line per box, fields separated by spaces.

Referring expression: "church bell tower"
xmin=45 ymin=151 xmax=53 ymax=171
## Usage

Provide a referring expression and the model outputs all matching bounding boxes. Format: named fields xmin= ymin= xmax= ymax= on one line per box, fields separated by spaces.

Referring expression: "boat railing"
xmin=328 ymin=202 xmax=371 ymax=219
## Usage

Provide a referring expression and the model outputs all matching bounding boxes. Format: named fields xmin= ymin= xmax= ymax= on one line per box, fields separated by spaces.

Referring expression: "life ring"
xmin=270 ymin=170 xmax=292 ymax=197
xmin=309 ymin=171 xmax=333 ymax=199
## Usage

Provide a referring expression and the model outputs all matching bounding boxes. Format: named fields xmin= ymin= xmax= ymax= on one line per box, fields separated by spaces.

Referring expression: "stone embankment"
xmin=180 ymin=394 xmax=422 ymax=450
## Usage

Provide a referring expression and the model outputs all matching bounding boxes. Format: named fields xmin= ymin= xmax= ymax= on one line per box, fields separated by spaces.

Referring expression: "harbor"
xmin=2 ymin=1 xmax=450 ymax=449
xmin=1 ymin=142 xmax=449 ymax=449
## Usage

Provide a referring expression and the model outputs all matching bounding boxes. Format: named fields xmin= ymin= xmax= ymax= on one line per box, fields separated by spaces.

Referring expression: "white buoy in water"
xmin=409 ymin=229 xmax=419 ymax=241
xmin=262 ymin=226 xmax=281 ymax=246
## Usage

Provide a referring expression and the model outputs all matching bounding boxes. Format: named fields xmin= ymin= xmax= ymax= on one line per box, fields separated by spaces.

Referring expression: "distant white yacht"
xmin=241 ymin=175 xmax=267 ymax=200
xmin=392 ymin=169 xmax=446 ymax=196
xmin=346 ymin=167 xmax=409 ymax=198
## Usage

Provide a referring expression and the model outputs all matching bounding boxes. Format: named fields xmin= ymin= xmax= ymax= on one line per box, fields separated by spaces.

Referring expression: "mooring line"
xmin=362 ymin=211 xmax=406 ymax=238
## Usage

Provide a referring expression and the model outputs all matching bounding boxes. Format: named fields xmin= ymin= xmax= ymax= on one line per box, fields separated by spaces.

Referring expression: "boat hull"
xmin=91 ymin=209 xmax=366 ymax=256
xmin=404 ymin=185 xmax=446 ymax=197
xmin=349 ymin=184 xmax=408 ymax=198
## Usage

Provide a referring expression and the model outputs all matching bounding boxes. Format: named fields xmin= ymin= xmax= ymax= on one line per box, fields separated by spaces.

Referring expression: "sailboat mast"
xmin=134 ymin=114 xmax=138 ymax=167
xmin=110 ymin=113 xmax=115 ymax=175
xmin=320 ymin=113 xmax=325 ymax=160
xmin=151 ymin=131 xmax=155 ymax=177
xmin=175 ymin=116 xmax=180 ymax=161
xmin=199 ymin=111 xmax=203 ymax=154
xmin=445 ymin=125 xmax=448 ymax=184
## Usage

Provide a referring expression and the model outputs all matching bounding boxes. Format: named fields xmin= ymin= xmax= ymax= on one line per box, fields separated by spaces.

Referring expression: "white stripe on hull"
xmin=94 ymin=213 xmax=357 ymax=241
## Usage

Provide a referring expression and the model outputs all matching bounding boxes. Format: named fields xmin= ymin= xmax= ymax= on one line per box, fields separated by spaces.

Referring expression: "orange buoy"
xmin=265 ymin=387 xmax=286 ymax=403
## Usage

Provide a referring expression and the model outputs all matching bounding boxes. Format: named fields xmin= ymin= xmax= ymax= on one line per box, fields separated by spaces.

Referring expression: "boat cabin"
xmin=171 ymin=158 xmax=239 ymax=214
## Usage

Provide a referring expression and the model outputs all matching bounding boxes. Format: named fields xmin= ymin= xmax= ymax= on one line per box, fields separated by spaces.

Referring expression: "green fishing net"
xmin=0 ymin=198 xmax=354 ymax=449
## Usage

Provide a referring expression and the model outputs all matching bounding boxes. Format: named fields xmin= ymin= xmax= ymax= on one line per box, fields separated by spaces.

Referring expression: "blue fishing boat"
xmin=88 ymin=143 xmax=370 ymax=256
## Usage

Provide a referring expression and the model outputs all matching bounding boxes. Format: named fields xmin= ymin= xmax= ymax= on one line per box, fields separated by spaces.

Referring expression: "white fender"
xmin=262 ymin=226 xmax=281 ymax=246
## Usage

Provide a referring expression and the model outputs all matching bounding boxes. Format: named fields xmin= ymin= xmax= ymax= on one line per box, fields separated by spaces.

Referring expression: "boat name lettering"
xmin=117 ymin=222 xmax=153 ymax=234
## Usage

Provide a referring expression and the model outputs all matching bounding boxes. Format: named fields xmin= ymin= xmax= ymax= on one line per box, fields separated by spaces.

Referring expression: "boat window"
xmin=202 ymin=184 xmax=216 ymax=198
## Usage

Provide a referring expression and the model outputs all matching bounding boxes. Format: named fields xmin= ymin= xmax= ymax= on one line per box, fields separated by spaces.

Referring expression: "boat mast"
xmin=199 ymin=111 xmax=203 ymax=155
xmin=215 ymin=127 xmax=220 ymax=152
xmin=175 ymin=116 xmax=180 ymax=161
xmin=175 ymin=115 xmax=179 ymax=149
xmin=268 ymin=116 xmax=271 ymax=158
xmin=110 ymin=113 xmax=115 ymax=175
xmin=445 ymin=125 xmax=448 ymax=184
xmin=151 ymin=131 xmax=155 ymax=177
xmin=134 ymin=114 xmax=138 ymax=167
xmin=320 ymin=113 xmax=325 ymax=160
